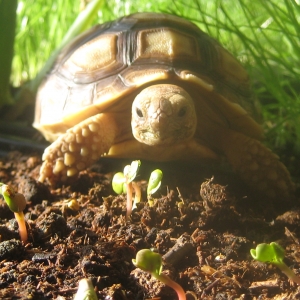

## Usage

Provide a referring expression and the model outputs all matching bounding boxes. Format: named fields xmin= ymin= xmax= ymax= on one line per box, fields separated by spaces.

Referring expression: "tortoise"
xmin=34 ymin=12 xmax=294 ymax=198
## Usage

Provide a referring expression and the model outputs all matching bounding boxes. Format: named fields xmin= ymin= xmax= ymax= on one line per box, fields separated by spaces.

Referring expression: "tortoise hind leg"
xmin=219 ymin=130 xmax=294 ymax=199
xmin=39 ymin=113 xmax=117 ymax=183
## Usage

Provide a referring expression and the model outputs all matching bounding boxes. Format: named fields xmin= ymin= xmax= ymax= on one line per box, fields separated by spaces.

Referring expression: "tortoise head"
xmin=131 ymin=84 xmax=197 ymax=146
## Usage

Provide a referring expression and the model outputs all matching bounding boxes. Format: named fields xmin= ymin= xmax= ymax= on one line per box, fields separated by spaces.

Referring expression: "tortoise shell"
xmin=34 ymin=12 xmax=261 ymax=141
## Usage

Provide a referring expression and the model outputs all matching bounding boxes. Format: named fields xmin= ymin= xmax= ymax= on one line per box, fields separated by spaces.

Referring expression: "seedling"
xmin=147 ymin=169 xmax=163 ymax=206
xmin=74 ymin=278 xmax=98 ymax=300
xmin=112 ymin=162 xmax=164 ymax=218
xmin=132 ymin=249 xmax=186 ymax=300
xmin=112 ymin=160 xmax=141 ymax=220
xmin=0 ymin=183 xmax=27 ymax=244
xmin=250 ymin=242 xmax=300 ymax=285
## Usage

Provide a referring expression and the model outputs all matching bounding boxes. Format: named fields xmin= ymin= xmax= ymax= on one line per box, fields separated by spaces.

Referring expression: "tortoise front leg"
xmin=39 ymin=113 xmax=117 ymax=183
xmin=220 ymin=130 xmax=294 ymax=199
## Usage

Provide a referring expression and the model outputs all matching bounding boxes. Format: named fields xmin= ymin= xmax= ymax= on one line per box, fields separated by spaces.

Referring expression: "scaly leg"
xmin=39 ymin=113 xmax=117 ymax=183
xmin=220 ymin=130 xmax=294 ymax=199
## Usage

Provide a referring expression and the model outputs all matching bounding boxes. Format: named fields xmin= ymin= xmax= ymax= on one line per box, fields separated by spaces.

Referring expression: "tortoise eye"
xmin=178 ymin=107 xmax=187 ymax=117
xmin=136 ymin=107 xmax=143 ymax=118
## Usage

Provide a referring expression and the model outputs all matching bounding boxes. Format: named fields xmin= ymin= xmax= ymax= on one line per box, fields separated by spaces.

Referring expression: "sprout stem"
xmin=126 ymin=182 xmax=133 ymax=220
xmin=14 ymin=211 xmax=27 ymax=244
xmin=132 ymin=181 xmax=141 ymax=210
xmin=152 ymin=272 xmax=186 ymax=300
xmin=275 ymin=262 xmax=300 ymax=285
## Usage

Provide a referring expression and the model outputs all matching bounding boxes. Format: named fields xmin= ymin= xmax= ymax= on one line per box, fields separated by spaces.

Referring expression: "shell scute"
xmin=59 ymin=33 xmax=121 ymax=84
xmin=135 ymin=28 xmax=200 ymax=61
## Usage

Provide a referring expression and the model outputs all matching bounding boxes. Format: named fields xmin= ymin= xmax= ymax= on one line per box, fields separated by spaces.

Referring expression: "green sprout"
xmin=250 ymin=242 xmax=300 ymax=285
xmin=147 ymin=169 xmax=163 ymax=207
xmin=112 ymin=160 xmax=141 ymax=220
xmin=74 ymin=278 xmax=98 ymax=300
xmin=132 ymin=249 xmax=186 ymax=300
xmin=112 ymin=163 xmax=163 ymax=218
xmin=0 ymin=183 xmax=27 ymax=244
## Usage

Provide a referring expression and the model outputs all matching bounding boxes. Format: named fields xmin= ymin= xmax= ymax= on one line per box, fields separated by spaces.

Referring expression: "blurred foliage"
xmin=0 ymin=0 xmax=17 ymax=106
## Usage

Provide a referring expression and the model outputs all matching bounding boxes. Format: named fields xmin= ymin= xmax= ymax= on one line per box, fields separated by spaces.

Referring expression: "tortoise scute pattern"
xmin=35 ymin=12 xmax=294 ymax=198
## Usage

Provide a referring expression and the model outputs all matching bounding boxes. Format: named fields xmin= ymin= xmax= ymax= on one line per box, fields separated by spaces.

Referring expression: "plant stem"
xmin=126 ymin=182 xmax=133 ymax=220
xmin=132 ymin=181 xmax=141 ymax=209
xmin=153 ymin=272 xmax=186 ymax=300
xmin=277 ymin=263 xmax=300 ymax=285
xmin=14 ymin=212 xmax=27 ymax=244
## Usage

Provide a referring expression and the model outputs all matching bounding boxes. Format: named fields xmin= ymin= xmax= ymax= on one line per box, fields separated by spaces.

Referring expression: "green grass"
xmin=10 ymin=0 xmax=300 ymax=152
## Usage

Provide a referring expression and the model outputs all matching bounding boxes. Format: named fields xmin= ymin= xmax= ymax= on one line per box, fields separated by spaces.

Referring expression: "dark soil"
xmin=0 ymin=148 xmax=300 ymax=300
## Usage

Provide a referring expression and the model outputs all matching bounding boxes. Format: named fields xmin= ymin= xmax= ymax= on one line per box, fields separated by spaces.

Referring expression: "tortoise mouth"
xmin=136 ymin=128 xmax=191 ymax=146
xmin=137 ymin=130 xmax=172 ymax=145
